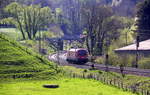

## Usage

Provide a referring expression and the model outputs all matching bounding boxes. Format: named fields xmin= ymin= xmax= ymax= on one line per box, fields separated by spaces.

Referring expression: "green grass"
xmin=0 ymin=33 xmax=57 ymax=79
xmin=0 ymin=28 xmax=56 ymax=40
xmin=0 ymin=78 xmax=136 ymax=95
xmin=0 ymin=28 xmax=21 ymax=40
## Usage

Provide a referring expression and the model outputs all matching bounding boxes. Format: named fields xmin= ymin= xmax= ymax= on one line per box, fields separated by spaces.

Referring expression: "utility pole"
xmin=126 ymin=30 xmax=128 ymax=45
xmin=57 ymin=39 xmax=61 ymax=65
xmin=105 ymin=54 xmax=109 ymax=72
xmin=135 ymin=35 xmax=139 ymax=68
xmin=39 ymin=30 xmax=41 ymax=53
xmin=105 ymin=38 xmax=110 ymax=72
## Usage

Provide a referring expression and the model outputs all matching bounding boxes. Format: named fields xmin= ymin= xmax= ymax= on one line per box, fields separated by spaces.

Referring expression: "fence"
xmin=66 ymin=71 xmax=150 ymax=95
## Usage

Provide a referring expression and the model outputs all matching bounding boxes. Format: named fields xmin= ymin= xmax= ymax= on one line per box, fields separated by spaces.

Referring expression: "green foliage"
xmin=3 ymin=2 xmax=52 ymax=39
xmin=108 ymin=53 xmax=121 ymax=66
xmin=139 ymin=57 xmax=150 ymax=69
xmin=109 ymin=17 xmax=134 ymax=48
xmin=137 ymin=0 xmax=150 ymax=41
xmin=23 ymin=40 xmax=36 ymax=47
xmin=82 ymin=3 xmax=133 ymax=56
xmin=95 ymin=51 xmax=136 ymax=67
xmin=95 ymin=56 xmax=105 ymax=64
xmin=117 ymin=28 xmax=134 ymax=46
xmin=42 ymin=31 xmax=54 ymax=38
xmin=95 ymin=52 xmax=121 ymax=66
xmin=82 ymin=4 xmax=114 ymax=55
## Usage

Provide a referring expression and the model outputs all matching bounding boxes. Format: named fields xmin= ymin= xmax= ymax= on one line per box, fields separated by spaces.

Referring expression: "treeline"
xmin=137 ymin=0 xmax=150 ymax=41
xmin=57 ymin=0 xmax=134 ymax=55
xmin=0 ymin=0 xmax=135 ymax=56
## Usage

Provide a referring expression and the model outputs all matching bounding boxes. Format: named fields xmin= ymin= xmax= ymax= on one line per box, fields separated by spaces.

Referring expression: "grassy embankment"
xmin=0 ymin=33 xmax=59 ymax=79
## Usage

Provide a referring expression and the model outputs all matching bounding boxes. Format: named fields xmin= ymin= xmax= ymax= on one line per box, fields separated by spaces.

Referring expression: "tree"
xmin=81 ymin=0 xmax=126 ymax=55
xmin=57 ymin=0 xmax=83 ymax=36
xmin=0 ymin=0 xmax=13 ymax=19
xmin=2 ymin=2 xmax=52 ymax=39
xmin=0 ymin=0 xmax=32 ymax=20
xmin=137 ymin=0 xmax=150 ymax=41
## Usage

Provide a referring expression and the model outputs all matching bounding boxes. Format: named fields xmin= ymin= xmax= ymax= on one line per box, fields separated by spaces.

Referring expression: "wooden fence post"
xmin=110 ymin=79 xmax=112 ymax=85
xmin=125 ymin=85 xmax=128 ymax=91
xmin=121 ymin=82 xmax=124 ymax=89
xmin=82 ymin=73 xmax=85 ymax=78
xmin=113 ymin=79 xmax=116 ymax=86
xmin=147 ymin=91 xmax=149 ymax=95
xmin=103 ymin=77 xmax=105 ymax=83
xmin=118 ymin=81 xmax=120 ymax=88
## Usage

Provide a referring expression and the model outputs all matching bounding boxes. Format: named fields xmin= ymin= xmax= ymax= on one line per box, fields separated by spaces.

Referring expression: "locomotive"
xmin=66 ymin=48 xmax=89 ymax=64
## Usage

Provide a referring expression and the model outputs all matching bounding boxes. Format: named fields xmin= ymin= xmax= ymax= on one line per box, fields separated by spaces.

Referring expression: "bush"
xmin=95 ymin=56 xmax=105 ymax=64
xmin=25 ymin=40 xmax=36 ymax=47
xmin=95 ymin=52 xmax=121 ymax=66
xmin=108 ymin=53 xmax=121 ymax=66
xmin=139 ymin=58 xmax=150 ymax=69
xmin=95 ymin=52 xmax=135 ymax=67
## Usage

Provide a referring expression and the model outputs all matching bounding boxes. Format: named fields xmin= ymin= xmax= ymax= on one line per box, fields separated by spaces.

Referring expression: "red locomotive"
xmin=66 ymin=48 xmax=88 ymax=64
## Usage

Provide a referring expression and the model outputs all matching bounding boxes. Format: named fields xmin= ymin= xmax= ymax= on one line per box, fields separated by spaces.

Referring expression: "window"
xmin=78 ymin=50 xmax=87 ymax=56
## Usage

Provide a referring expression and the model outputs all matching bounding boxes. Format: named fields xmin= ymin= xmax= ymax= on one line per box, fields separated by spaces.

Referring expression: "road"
xmin=48 ymin=52 xmax=150 ymax=77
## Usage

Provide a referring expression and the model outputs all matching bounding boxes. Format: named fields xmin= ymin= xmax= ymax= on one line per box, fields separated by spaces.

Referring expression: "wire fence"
xmin=66 ymin=71 xmax=150 ymax=95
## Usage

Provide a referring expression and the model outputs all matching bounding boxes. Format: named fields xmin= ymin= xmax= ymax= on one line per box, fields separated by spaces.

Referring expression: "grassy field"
xmin=0 ymin=78 xmax=136 ymax=95
xmin=0 ymin=28 xmax=56 ymax=40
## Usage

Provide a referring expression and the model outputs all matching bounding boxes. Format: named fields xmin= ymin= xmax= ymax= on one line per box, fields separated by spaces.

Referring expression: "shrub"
xmin=95 ymin=52 xmax=135 ymax=67
xmin=108 ymin=53 xmax=121 ymax=66
xmin=95 ymin=56 xmax=105 ymax=64
xmin=25 ymin=40 xmax=36 ymax=47
xmin=139 ymin=58 xmax=150 ymax=69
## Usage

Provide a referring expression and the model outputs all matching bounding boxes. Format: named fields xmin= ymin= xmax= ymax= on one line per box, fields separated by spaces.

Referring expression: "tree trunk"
xmin=27 ymin=10 xmax=32 ymax=39
xmin=17 ymin=18 xmax=26 ymax=40
xmin=15 ymin=8 xmax=26 ymax=40
xmin=86 ymin=35 xmax=90 ymax=54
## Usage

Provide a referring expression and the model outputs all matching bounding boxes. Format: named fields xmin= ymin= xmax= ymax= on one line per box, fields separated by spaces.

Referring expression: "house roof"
xmin=115 ymin=39 xmax=150 ymax=51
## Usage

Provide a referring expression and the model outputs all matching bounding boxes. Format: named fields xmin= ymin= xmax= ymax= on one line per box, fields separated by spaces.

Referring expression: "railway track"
xmin=48 ymin=53 xmax=150 ymax=77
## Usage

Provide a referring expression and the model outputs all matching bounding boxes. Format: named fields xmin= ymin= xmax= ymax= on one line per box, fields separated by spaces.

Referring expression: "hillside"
xmin=0 ymin=33 xmax=57 ymax=79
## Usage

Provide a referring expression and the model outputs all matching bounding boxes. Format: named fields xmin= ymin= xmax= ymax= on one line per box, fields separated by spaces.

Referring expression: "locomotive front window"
xmin=78 ymin=50 xmax=87 ymax=56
